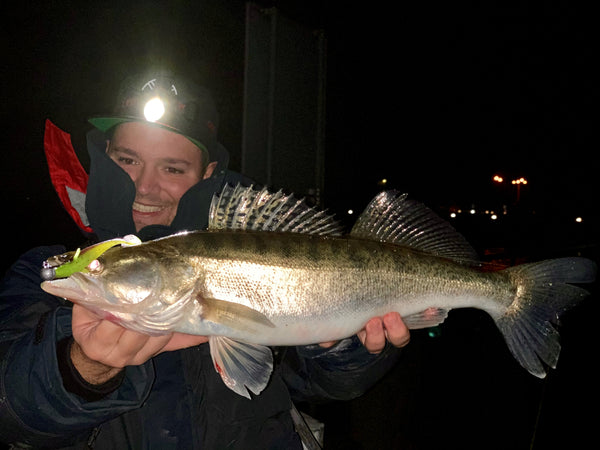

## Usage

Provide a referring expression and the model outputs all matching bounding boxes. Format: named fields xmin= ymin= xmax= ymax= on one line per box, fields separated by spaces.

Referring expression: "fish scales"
xmin=102 ymin=231 xmax=515 ymax=344
xmin=41 ymin=185 xmax=596 ymax=397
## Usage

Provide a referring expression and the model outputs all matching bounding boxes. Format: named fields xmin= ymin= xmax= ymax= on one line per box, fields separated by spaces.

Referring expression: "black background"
xmin=3 ymin=1 xmax=597 ymax=448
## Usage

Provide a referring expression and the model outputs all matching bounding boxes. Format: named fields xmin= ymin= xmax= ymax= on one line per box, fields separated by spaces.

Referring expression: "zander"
xmin=41 ymin=185 xmax=596 ymax=398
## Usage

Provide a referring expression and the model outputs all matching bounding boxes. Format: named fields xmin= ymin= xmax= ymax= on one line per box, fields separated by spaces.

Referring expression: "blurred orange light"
xmin=512 ymin=177 xmax=528 ymax=185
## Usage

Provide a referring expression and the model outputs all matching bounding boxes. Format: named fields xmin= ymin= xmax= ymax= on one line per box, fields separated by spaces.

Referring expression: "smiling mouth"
xmin=132 ymin=202 xmax=166 ymax=213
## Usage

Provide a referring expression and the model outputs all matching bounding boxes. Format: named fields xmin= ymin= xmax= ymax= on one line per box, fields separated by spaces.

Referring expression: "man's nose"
xmin=134 ymin=165 xmax=160 ymax=196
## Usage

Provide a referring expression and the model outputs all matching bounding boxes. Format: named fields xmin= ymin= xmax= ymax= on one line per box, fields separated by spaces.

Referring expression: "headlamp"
xmin=89 ymin=72 xmax=220 ymax=159
xmin=143 ymin=97 xmax=166 ymax=122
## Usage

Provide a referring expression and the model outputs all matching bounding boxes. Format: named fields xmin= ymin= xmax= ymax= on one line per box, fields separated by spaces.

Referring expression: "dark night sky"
xmin=323 ymin=2 xmax=597 ymax=215
xmin=2 ymin=2 xmax=598 ymax=448
xmin=3 ymin=1 xmax=597 ymax=239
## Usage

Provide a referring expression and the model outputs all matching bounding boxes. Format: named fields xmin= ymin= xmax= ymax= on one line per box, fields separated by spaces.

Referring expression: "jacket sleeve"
xmin=280 ymin=336 xmax=403 ymax=403
xmin=0 ymin=246 xmax=154 ymax=448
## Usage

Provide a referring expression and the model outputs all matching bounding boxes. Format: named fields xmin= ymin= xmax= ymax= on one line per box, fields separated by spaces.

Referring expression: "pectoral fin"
xmin=209 ymin=336 xmax=273 ymax=399
xmin=200 ymin=296 xmax=275 ymax=333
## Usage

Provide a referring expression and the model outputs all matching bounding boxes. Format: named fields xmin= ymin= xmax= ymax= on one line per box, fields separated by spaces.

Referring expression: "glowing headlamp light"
xmin=143 ymin=97 xmax=166 ymax=122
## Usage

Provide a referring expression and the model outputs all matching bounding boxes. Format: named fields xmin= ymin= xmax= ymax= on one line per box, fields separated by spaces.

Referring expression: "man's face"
xmin=106 ymin=121 xmax=216 ymax=231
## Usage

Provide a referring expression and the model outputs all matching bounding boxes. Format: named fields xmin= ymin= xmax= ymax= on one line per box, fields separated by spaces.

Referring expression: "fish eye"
xmin=87 ymin=259 xmax=103 ymax=274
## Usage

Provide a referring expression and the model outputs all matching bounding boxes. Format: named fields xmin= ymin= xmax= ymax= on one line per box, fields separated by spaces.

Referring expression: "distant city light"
xmin=469 ymin=209 xmax=476 ymax=215
xmin=450 ymin=212 xmax=457 ymax=218
xmin=347 ymin=209 xmax=354 ymax=215
xmin=491 ymin=214 xmax=498 ymax=220
xmin=511 ymin=177 xmax=528 ymax=185
xmin=575 ymin=216 xmax=583 ymax=223
xmin=378 ymin=178 xmax=388 ymax=186
xmin=492 ymin=175 xmax=504 ymax=183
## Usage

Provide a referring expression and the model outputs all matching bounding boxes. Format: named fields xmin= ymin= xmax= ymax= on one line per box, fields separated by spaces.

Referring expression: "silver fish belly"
xmin=169 ymin=232 xmax=510 ymax=344
xmin=41 ymin=185 xmax=596 ymax=398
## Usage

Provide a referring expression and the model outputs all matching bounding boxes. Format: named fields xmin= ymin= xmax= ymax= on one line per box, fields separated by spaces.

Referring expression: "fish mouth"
xmin=42 ymin=274 xmax=89 ymax=302
xmin=42 ymin=272 xmax=166 ymax=313
xmin=41 ymin=274 xmax=145 ymax=329
xmin=41 ymin=273 xmax=189 ymax=335
xmin=41 ymin=272 xmax=111 ymax=309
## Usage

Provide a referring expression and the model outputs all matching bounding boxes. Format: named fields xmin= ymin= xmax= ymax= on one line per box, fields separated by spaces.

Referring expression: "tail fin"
xmin=495 ymin=257 xmax=596 ymax=378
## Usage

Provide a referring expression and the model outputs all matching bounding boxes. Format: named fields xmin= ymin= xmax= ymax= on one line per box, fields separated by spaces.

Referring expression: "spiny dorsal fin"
xmin=351 ymin=191 xmax=479 ymax=262
xmin=209 ymin=184 xmax=343 ymax=235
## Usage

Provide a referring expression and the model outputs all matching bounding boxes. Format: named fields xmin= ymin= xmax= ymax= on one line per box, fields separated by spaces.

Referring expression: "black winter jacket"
xmin=0 ymin=127 xmax=402 ymax=448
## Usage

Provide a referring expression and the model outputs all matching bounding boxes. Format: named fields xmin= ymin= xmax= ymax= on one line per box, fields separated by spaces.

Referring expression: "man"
xmin=0 ymin=70 xmax=409 ymax=448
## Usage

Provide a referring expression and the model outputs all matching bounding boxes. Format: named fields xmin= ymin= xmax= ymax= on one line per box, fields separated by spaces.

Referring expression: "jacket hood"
xmin=44 ymin=120 xmax=251 ymax=242
xmin=85 ymin=128 xmax=233 ymax=241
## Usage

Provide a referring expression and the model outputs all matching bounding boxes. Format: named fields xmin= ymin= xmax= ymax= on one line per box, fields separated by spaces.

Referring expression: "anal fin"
xmin=402 ymin=307 xmax=449 ymax=329
xmin=209 ymin=336 xmax=273 ymax=398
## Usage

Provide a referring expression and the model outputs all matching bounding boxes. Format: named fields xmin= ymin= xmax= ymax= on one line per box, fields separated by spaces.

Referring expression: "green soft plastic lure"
xmin=41 ymin=235 xmax=141 ymax=280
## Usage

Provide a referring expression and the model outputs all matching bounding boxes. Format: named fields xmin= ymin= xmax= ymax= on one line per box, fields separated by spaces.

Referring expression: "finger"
xmin=77 ymin=321 xmax=134 ymax=366
xmin=110 ymin=329 xmax=170 ymax=366
xmin=360 ymin=317 xmax=387 ymax=354
xmin=318 ymin=340 xmax=338 ymax=349
xmin=72 ymin=305 xmax=129 ymax=350
xmin=74 ymin=308 xmax=155 ymax=366
xmin=382 ymin=312 xmax=410 ymax=348
xmin=161 ymin=333 xmax=210 ymax=353
xmin=87 ymin=318 xmax=129 ymax=350
xmin=71 ymin=304 xmax=104 ymax=334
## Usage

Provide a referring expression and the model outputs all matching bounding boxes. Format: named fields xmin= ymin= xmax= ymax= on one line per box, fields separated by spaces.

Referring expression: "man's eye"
xmin=165 ymin=167 xmax=184 ymax=174
xmin=117 ymin=157 xmax=137 ymax=165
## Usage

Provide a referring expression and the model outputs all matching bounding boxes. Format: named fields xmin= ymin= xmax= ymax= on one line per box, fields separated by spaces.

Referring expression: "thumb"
xmin=160 ymin=333 xmax=210 ymax=353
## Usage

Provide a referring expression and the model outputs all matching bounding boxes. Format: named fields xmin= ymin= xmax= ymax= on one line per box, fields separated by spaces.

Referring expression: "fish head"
xmin=41 ymin=245 xmax=199 ymax=332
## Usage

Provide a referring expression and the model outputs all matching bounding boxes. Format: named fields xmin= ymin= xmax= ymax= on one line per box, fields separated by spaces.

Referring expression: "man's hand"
xmin=320 ymin=312 xmax=410 ymax=354
xmin=71 ymin=304 xmax=410 ymax=385
xmin=70 ymin=304 xmax=208 ymax=385
xmin=357 ymin=312 xmax=410 ymax=353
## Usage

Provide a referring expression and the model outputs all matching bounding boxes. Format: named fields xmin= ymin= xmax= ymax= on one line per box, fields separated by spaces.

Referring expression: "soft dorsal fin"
xmin=351 ymin=191 xmax=479 ymax=262
xmin=209 ymin=184 xmax=343 ymax=235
